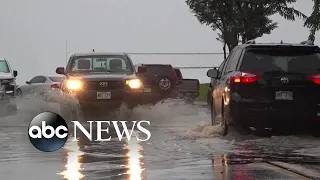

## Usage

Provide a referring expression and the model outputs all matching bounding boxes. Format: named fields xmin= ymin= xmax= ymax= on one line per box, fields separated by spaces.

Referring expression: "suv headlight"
xmin=126 ymin=79 xmax=142 ymax=89
xmin=66 ymin=79 xmax=83 ymax=90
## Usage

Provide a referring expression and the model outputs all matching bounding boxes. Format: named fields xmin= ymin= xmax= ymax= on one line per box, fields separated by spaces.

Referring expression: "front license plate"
xmin=97 ymin=92 xmax=111 ymax=99
xmin=144 ymin=88 xmax=152 ymax=93
xmin=275 ymin=91 xmax=293 ymax=100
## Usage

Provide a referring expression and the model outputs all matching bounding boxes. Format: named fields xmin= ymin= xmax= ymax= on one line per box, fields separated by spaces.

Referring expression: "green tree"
xmin=185 ymin=0 xmax=306 ymax=51
xmin=305 ymin=0 xmax=320 ymax=43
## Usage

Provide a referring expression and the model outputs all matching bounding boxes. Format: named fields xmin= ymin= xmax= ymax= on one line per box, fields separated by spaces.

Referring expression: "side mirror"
xmin=137 ymin=66 xmax=147 ymax=73
xmin=207 ymin=69 xmax=219 ymax=78
xmin=13 ymin=70 xmax=18 ymax=77
xmin=26 ymin=81 xmax=30 ymax=84
xmin=56 ymin=67 xmax=65 ymax=75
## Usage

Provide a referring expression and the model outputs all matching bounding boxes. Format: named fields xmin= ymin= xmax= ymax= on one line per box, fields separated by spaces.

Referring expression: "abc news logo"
xmin=28 ymin=112 xmax=151 ymax=152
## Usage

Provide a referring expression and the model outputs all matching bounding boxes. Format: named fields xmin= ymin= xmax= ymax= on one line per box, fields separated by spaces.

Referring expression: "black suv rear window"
xmin=240 ymin=48 xmax=320 ymax=74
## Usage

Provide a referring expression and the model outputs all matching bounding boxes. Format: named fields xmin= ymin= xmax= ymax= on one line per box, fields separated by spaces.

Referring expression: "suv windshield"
xmin=240 ymin=49 xmax=320 ymax=74
xmin=0 ymin=60 xmax=10 ymax=73
xmin=69 ymin=55 xmax=134 ymax=73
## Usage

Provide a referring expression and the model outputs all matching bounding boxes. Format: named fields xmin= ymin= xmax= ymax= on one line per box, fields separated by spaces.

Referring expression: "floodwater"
xmin=0 ymin=96 xmax=320 ymax=179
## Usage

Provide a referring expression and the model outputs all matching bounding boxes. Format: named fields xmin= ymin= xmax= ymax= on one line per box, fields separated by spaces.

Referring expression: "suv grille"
xmin=84 ymin=81 xmax=124 ymax=90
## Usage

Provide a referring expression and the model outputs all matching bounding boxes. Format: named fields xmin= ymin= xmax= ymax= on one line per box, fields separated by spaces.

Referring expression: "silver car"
xmin=17 ymin=75 xmax=64 ymax=99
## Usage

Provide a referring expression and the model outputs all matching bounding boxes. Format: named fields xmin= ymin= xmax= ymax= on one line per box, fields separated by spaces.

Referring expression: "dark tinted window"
xmin=49 ymin=76 xmax=63 ymax=82
xmin=225 ymin=48 xmax=241 ymax=72
xmin=29 ymin=77 xmax=38 ymax=84
xmin=221 ymin=49 xmax=236 ymax=75
xmin=29 ymin=76 xmax=46 ymax=83
xmin=218 ymin=61 xmax=225 ymax=72
xmin=37 ymin=76 xmax=46 ymax=83
xmin=240 ymin=49 xmax=320 ymax=74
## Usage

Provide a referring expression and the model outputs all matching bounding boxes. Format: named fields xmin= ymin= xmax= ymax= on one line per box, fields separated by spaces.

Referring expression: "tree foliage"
xmin=305 ymin=0 xmax=320 ymax=43
xmin=185 ymin=0 xmax=307 ymax=52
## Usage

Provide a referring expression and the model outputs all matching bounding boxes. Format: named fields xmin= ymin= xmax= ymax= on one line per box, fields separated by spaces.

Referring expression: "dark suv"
xmin=56 ymin=52 xmax=146 ymax=120
xmin=207 ymin=41 xmax=320 ymax=136
xmin=138 ymin=64 xmax=178 ymax=103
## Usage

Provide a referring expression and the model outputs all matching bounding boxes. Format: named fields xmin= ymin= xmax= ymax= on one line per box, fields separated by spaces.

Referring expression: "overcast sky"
xmin=0 ymin=0 xmax=318 ymax=83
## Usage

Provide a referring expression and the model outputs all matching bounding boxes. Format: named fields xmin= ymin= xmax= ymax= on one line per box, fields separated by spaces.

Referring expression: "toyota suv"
xmin=56 ymin=52 xmax=146 ymax=120
xmin=207 ymin=40 xmax=320 ymax=137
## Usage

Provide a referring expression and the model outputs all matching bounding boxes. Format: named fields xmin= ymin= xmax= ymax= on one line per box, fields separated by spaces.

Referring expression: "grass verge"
xmin=198 ymin=83 xmax=209 ymax=102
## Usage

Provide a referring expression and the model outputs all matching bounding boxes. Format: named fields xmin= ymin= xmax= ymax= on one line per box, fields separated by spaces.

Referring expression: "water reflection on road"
xmin=123 ymin=131 xmax=144 ymax=180
xmin=59 ymin=138 xmax=84 ymax=180
xmin=58 ymin=131 xmax=145 ymax=180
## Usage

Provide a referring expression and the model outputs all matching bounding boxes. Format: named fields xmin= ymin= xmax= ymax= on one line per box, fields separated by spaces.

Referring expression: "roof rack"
xmin=300 ymin=40 xmax=314 ymax=45
xmin=245 ymin=40 xmax=256 ymax=44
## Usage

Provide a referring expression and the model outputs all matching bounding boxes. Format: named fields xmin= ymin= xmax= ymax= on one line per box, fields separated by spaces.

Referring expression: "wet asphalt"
xmin=0 ymin=97 xmax=319 ymax=180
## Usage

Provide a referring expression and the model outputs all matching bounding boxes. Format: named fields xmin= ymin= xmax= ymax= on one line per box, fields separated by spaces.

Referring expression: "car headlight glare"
xmin=66 ymin=80 xmax=83 ymax=90
xmin=126 ymin=79 xmax=142 ymax=89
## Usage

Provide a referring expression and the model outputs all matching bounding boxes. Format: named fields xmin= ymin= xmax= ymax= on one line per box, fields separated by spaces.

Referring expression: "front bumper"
xmin=66 ymin=88 xmax=144 ymax=109
xmin=0 ymin=88 xmax=17 ymax=116
xmin=0 ymin=84 xmax=16 ymax=99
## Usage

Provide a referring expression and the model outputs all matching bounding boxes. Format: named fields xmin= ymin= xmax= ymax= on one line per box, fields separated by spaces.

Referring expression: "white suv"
xmin=0 ymin=57 xmax=18 ymax=116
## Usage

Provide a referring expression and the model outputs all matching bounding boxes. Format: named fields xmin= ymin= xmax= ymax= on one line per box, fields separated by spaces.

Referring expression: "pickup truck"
xmin=174 ymin=68 xmax=200 ymax=103
xmin=55 ymin=52 xmax=146 ymax=120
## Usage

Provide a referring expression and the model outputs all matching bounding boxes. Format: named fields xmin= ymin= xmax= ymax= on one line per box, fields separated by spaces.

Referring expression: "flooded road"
xmin=0 ymin=97 xmax=320 ymax=179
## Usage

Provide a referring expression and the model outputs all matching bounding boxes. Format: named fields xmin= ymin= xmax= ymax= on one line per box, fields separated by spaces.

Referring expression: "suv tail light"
xmin=171 ymin=67 xmax=178 ymax=81
xmin=308 ymin=74 xmax=320 ymax=84
xmin=230 ymin=72 xmax=261 ymax=84
xmin=51 ymin=83 xmax=60 ymax=89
